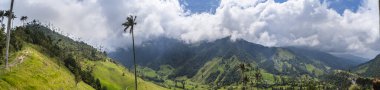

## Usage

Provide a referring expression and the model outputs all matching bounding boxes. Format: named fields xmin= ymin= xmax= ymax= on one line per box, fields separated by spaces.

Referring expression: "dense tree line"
xmin=64 ymin=56 xmax=104 ymax=90
xmin=12 ymin=21 xmax=106 ymax=60
xmin=0 ymin=27 xmax=6 ymax=64
xmin=0 ymin=23 xmax=23 ymax=65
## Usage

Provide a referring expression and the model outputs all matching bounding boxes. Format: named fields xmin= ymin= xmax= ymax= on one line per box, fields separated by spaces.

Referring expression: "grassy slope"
xmin=191 ymin=55 xmax=298 ymax=86
xmin=192 ymin=56 xmax=278 ymax=85
xmin=83 ymin=60 xmax=167 ymax=90
xmin=0 ymin=45 xmax=94 ymax=90
xmin=0 ymin=24 xmax=166 ymax=89
xmin=0 ymin=44 xmax=167 ymax=90
xmin=192 ymin=57 xmax=223 ymax=83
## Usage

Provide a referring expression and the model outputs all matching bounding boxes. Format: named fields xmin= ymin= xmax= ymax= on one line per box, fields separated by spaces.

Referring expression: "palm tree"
xmin=122 ymin=15 xmax=138 ymax=90
xmin=0 ymin=10 xmax=5 ymax=28
xmin=20 ymin=16 xmax=28 ymax=26
xmin=5 ymin=0 xmax=15 ymax=69
xmin=4 ymin=11 xmax=16 ymax=20
xmin=6 ymin=11 xmax=17 ymax=29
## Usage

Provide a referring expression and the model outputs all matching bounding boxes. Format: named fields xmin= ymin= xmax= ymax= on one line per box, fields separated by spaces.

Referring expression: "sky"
xmin=0 ymin=0 xmax=379 ymax=59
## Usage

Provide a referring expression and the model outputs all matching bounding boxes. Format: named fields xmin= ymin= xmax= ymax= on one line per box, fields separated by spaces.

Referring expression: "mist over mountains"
xmin=109 ymin=36 xmax=363 ymax=76
xmin=2 ymin=0 xmax=378 ymax=59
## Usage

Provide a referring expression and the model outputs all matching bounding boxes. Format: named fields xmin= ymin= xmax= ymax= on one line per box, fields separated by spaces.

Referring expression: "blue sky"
xmin=179 ymin=0 xmax=221 ymax=14
xmin=323 ymin=0 xmax=363 ymax=15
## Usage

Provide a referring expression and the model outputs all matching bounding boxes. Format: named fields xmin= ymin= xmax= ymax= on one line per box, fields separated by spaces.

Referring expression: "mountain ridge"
xmin=109 ymin=36 xmax=361 ymax=82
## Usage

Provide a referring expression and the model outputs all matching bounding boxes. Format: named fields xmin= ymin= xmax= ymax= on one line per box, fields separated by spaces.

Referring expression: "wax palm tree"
xmin=5 ymin=11 xmax=16 ymax=29
xmin=20 ymin=16 xmax=28 ymax=26
xmin=0 ymin=10 xmax=16 ymax=29
xmin=4 ymin=11 xmax=16 ymax=19
xmin=0 ymin=10 xmax=5 ymax=28
xmin=5 ymin=0 xmax=15 ymax=69
xmin=122 ymin=15 xmax=138 ymax=90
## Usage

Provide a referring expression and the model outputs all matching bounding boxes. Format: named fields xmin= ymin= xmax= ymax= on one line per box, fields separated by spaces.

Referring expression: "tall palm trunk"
xmin=131 ymin=26 xmax=138 ymax=90
xmin=5 ymin=0 xmax=15 ymax=69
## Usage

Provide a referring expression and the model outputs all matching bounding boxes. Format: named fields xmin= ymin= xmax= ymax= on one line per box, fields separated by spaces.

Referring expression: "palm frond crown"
xmin=122 ymin=15 xmax=137 ymax=33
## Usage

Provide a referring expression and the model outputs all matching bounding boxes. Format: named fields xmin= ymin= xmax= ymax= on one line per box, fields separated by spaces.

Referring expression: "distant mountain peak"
xmin=214 ymin=36 xmax=234 ymax=42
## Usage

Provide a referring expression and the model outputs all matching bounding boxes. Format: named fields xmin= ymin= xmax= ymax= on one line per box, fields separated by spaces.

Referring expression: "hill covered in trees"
xmin=354 ymin=54 xmax=380 ymax=77
xmin=110 ymin=36 xmax=360 ymax=77
xmin=109 ymin=36 xmax=373 ymax=89
xmin=0 ymin=22 xmax=166 ymax=90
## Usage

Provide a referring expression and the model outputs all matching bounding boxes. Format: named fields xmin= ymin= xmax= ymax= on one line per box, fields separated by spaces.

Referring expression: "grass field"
xmin=85 ymin=59 xmax=167 ymax=90
xmin=0 ymin=45 xmax=167 ymax=90
xmin=0 ymin=46 xmax=94 ymax=90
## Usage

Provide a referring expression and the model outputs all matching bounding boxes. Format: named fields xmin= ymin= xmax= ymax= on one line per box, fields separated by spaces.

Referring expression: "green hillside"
xmin=0 ymin=23 xmax=167 ymax=90
xmin=113 ymin=37 xmax=357 ymax=76
xmin=354 ymin=54 xmax=380 ymax=77
xmin=111 ymin=37 xmax=354 ymax=81
xmin=109 ymin=36 xmax=370 ymax=89
xmin=0 ymin=45 xmax=93 ymax=89
xmin=86 ymin=59 xmax=167 ymax=90
xmin=192 ymin=56 xmax=241 ymax=85
xmin=191 ymin=56 xmax=283 ymax=86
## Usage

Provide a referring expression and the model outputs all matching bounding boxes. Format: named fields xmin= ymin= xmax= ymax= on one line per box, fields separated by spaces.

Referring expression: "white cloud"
xmin=0 ymin=0 xmax=379 ymax=58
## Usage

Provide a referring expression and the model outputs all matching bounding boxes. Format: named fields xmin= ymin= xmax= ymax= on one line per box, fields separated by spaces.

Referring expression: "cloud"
xmin=0 ymin=0 xmax=379 ymax=58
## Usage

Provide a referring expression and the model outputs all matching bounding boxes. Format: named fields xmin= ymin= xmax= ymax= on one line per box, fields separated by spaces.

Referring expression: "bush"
xmin=64 ymin=55 xmax=103 ymax=90
xmin=373 ymin=78 xmax=380 ymax=90
xmin=349 ymin=84 xmax=361 ymax=90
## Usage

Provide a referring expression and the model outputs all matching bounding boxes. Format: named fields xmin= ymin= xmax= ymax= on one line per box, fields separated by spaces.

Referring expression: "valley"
xmin=0 ymin=0 xmax=379 ymax=89
xmin=110 ymin=36 xmax=379 ymax=89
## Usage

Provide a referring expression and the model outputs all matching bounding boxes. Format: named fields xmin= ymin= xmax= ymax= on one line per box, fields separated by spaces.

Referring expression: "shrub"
xmin=349 ymin=84 xmax=361 ymax=90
